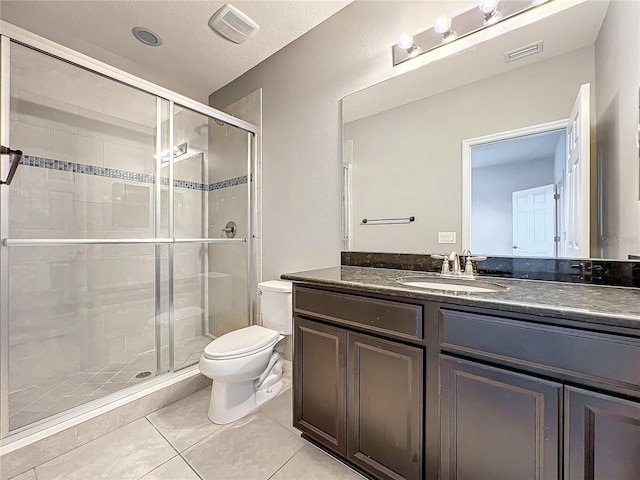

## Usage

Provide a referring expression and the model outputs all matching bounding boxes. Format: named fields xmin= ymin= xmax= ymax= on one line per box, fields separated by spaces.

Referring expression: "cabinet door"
xmin=440 ymin=355 xmax=561 ymax=480
xmin=347 ymin=332 xmax=423 ymax=480
xmin=293 ymin=317 xmax=347 ymax=455
xmin=566 ymin=386 xmax=640 ymax=480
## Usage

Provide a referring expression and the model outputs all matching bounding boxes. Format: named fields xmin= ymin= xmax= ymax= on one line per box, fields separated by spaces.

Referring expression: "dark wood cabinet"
xmin=565 ymin=386 xmax=640 ymax=480
xmin=347 ymin=333 xmax=423 ymax=480
xmin=291 ymin=284 xmax=640 ymax=480
xmin=293 ymin=316 xmax=347 ymax=455
xmin=440 ymin=355 xmax=561 ymax=480
xmin=293 ymin=299 xmax=423 ymax=480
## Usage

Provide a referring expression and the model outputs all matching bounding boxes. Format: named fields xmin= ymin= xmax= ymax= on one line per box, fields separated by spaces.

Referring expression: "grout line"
xmin=8 ymin=348 xmax=163 ymax=427
xmin=132 ymin=454 xmax=181 ymax=480
xmin=266 ymin=442 xmax=305 ymax=480
xmin=23 ymin=427 xmax=86 ymax=479
xmin=143 ymin=416 xmax=180 ymax=457
xmin=179 ymin=453 xmax=204 ymax=480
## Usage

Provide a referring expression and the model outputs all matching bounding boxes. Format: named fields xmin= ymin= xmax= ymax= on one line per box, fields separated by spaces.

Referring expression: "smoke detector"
xmin=208 ymin=4 xmax=260 ymax=44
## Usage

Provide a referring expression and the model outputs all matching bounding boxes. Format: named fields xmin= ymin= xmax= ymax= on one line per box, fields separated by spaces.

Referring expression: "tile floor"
xmin=9 ymin=336 xmax=212 ymax=430
xmin=8 ymin=381 xmax=363 ymax=480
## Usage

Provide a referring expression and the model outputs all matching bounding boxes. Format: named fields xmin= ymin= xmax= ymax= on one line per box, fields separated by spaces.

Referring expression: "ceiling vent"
xmin=208 ymin=4 xmax=260 ymax=44
xmin=504 ymin=40 xmax=544 ymax=63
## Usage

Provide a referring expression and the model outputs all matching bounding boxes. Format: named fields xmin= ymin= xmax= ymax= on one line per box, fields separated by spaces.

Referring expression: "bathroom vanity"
xmin=283 ymin=266 xmax=640 ymax=480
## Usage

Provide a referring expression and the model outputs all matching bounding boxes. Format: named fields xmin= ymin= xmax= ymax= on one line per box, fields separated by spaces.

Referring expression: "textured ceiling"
xmin=0 ymin=0 xmax=351 ymax=102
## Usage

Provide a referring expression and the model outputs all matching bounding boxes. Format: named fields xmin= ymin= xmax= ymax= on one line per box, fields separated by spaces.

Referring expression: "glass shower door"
xmin=170 ymin=104 xmax=253 ymax=370
xmin=0 ymin=40 xmax=170 ymax=433
xmin=0 ymin=36 xmax=256 ymax=437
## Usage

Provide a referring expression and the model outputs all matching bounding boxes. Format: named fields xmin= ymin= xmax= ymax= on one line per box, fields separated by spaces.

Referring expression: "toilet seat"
xmin=203 ymin=325 xmax=280 ymax=360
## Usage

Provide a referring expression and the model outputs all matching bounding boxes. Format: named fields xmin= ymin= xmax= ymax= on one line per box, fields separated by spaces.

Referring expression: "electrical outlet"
xmin=438 ymin=232 xmax=456 ymax=244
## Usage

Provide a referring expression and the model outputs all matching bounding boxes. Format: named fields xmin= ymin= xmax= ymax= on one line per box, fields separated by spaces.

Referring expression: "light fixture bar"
xmin=392 ymin=0 xmax=547 ymax=67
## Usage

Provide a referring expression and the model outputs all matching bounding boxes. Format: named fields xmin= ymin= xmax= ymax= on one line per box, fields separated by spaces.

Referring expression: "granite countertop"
xmin=281 ymin=266 xmax=640 ymax=330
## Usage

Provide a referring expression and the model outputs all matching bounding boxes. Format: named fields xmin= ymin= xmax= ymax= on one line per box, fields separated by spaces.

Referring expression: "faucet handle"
xmin=464 ymin=255 xmax=487 ymax=275
xmin=431 ymin=254 xmax=450 ymax=273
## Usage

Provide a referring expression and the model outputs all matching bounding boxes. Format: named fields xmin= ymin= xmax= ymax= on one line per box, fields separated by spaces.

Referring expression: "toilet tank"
xmin=258 ymin=280 xmax=292 ymax=335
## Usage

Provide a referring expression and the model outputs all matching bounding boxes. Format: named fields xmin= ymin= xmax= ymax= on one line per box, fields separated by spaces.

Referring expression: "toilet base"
xmin=207 ymin=379 xmax=284 ymax=425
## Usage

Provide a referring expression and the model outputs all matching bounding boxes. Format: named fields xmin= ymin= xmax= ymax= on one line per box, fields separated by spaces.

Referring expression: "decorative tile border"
xmin=21 ymin=155 xmax=247 ymax=192
xmin=210 ymin=176 xmax=248 ymax=190
xmin=21 ymin=155 xmax=155 ymax=184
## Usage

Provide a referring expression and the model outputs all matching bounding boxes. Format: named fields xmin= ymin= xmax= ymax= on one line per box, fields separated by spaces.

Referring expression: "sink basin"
xmin=396 ymin=276 xmax=507 ymax=293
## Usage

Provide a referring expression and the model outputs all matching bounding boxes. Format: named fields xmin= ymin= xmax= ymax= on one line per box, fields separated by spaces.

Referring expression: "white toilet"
xmin=199 ymin=280 xmax=292 ymax=424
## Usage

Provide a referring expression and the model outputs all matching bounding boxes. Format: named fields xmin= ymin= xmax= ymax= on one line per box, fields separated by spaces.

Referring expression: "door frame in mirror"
xmin=462 ymin=118 xmax=569 ymax=255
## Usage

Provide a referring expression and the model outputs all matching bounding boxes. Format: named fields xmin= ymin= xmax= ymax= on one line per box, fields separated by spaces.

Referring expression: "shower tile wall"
xmin=171 ymin=108 xmax=213 ymax=365
xmin=207 ymin=114 xmax=250 ymax=338
xmin=6 ymin=43 xmax=164 ymax=430
xmin=4 ymin=43 xmax=251 ymax=431
xmin=204 ymin=89 xmax=261 ymax=339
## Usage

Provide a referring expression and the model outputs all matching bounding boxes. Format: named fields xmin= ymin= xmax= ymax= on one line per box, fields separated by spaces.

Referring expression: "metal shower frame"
xmin=0 ymin=22 xmax=259 ymax=441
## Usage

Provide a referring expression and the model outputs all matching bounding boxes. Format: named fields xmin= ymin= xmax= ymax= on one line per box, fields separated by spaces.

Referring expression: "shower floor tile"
xmin=8 ymin=334 xmax=213 ymax=431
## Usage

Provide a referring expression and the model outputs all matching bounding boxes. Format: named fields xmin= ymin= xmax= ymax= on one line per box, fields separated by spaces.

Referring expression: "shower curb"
xmin=0 ymin=369 xmax=211 ymax=480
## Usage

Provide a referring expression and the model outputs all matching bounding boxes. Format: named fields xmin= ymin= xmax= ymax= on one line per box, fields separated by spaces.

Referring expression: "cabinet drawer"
xmin=440 ymin=309 xmax=640 ymax=390
xmin=294 ymin=286 xmax=422 ymax=341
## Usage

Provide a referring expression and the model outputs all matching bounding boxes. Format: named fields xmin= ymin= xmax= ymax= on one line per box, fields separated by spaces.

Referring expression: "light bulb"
xmin=479 ymin=0 xmax=503 ymax=24
xmin=478 ymin=0 xmax=499 ymax=14
xmin=407 ymin=46 xmax=421 ymax=58
xmin=397 ymin=32 xmax=414 ymax=50
xmin=434 ymin=15 xmax=452 ymax=34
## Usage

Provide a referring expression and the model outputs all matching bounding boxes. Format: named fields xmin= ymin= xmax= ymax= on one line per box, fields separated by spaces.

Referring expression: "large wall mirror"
xmin=342 ymin=0 xmax=639 ymax=260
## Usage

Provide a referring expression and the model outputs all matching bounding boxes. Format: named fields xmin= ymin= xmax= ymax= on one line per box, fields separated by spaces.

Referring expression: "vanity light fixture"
xmin=434 ymin=15 xmax=458 ymax=43
xmin=392 ymin=0 xmax=547 ymax=67
xmin=397 ymin=32 xmax=421 ymax=58
xmin=479 ymin=0 xmax=503 ymax=25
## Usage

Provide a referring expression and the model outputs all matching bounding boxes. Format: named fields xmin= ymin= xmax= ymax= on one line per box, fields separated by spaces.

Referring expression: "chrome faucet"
xmin=431 ymin=250 xmax=486 ymax=278
xmin=431 ymin=251 xmax=461 ymax=275
xmin=448 ymin=251 xmax=461 ymax=275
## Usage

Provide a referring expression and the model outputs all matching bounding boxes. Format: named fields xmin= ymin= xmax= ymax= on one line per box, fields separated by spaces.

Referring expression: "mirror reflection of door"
xmin=465 ymin=83 xmax=590 ymax=258
xmin=563 ymin=83 xmax=590 ymax=258
xmin=512 ymin=185 xmax=555 ymax=256
xmin=469 ymin=128 xmax=565 ymax=257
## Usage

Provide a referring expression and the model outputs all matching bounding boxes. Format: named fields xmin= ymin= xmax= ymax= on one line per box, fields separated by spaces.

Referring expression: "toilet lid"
xmin=203 ymin=325 xmax=280 ymax=359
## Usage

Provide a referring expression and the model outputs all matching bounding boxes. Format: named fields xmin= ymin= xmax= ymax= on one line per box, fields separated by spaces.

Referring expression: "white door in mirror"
xmin=563 ymin=83 xmax=590 ymax=258
xmin=512 ymin=184 xmax=555 ymax=257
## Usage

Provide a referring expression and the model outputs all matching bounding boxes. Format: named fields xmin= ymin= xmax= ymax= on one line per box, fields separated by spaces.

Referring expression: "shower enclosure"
xmin=0 ymin=33 xmax=256 ymax=437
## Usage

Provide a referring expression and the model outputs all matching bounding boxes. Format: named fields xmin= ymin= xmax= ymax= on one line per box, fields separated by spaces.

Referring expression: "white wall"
xmin=595 ymin=0 xmax=640 ymax=259
xmin=208 ymin=1 xmax=477 ymax=279
xmin=472 ymin=158 xmax=555 ymax=255
xmin=208 ymin=0 xmax=637 ymax=267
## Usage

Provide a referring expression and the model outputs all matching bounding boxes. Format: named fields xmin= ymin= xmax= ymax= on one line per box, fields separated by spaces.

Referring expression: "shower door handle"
xmin=0 ymin=146 xmax=23 ymax=186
